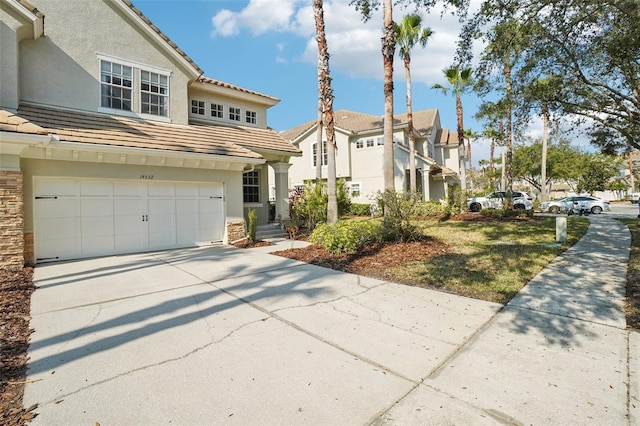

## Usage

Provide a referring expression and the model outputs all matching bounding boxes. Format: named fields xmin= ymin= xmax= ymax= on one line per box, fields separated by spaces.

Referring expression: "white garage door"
xmin=34 ymin=178 xmax=225 ymax=263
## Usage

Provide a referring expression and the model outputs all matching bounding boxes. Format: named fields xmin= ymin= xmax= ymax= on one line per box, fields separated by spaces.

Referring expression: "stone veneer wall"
xmin=226 ymin=221 xmax=246 ymax=243
xmin=24 ymin=232 xmax=34 ymax=266
xmin=0 ymin=171 xmax=25 ymax=270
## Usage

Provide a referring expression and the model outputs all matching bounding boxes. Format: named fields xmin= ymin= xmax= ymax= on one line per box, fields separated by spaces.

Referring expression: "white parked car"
xmin=467 ymin=191 xmax=534 ymax=212
xmin=539 ymin=195 xmax=611 ymax=214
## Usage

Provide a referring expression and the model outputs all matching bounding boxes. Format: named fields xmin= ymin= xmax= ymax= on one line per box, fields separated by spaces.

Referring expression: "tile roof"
xmin=281 ymin=109 xmax=439 ymax=142
xmin=197 ymin=77 xmax=279 ymax=103
xmin=16 ymin=104 xmax=299 ymax=159
xmin=0 ymin=109 xmax=49 ymax=135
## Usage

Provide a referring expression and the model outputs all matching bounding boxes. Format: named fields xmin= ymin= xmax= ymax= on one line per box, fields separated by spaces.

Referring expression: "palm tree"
xmin=463 ymin=128 xmax=478 ymax=189
xmin=382 ymin=0 xmax=395 ymax=195
xmin=432 ymin=65 xmax=473 ymax=191
xmin=395 ymin=14 xmax=432 ymax=194
xmin=313 ymin=0 xmax=337 ymax=224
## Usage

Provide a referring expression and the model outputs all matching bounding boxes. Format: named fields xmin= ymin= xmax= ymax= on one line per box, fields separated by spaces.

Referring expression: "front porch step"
xmin=255 ymin=223 xmax=288 ymax=240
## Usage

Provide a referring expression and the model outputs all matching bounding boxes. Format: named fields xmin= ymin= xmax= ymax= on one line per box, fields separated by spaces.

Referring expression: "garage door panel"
xmin=199 ymin=183 xmax=223 ymax=197
xmin=199 ymin=199 xmax=224 ymax=242
xmin=175 ymin=183 xmax=198 ymax=197
xmin=113 ymin=181 xmax=146 ymax=197
xmin=35 ymin=198 xmax=76 ymax=218
xmin=148 ymin=182 xmax=174 ymax=197
xmin=80 ymin=181 xmax=112 ymax=196
xmin=35 ymin=179 xmax=78 ymax=196
xmin=35 ymin=178 xmax=225 ymax=262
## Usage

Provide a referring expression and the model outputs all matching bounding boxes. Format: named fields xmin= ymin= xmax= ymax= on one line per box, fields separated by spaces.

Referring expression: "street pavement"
xmin=23 ymin=212 xmax=638 ymax=425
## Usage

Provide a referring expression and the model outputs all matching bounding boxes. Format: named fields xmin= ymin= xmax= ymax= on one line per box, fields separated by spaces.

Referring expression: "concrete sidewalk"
xmin=23 ymin=216 xmax=638 ymax=425
xmin=379 ymin=214 xmax=639 ymax=425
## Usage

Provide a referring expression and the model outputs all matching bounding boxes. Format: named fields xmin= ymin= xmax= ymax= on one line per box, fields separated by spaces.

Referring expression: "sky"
xmin=132 ymin=0 xmax=543 ymax=167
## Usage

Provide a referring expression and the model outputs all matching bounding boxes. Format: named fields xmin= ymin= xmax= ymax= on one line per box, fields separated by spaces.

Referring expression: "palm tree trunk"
xmin=467 ymin=138 xmax=473 ymax=190
xmin=382 ymin=0 xmax=395 ymax=194
xmin=456 ymin=94 xmax=466 ymax=191
xmin=404 ymin=55 xmax=417 ymax=193
xmin=315 ymin=99 xmax=323 ymax=182
xmin=540 ymin=102 xmax=549 ymax=202
xmin=313 ymin=0 xmax=337 ymax=224
xmin=489 ymin=137 xmax=495 ymax=188
xmin=503 ymin=65 xmax=514 ymax=209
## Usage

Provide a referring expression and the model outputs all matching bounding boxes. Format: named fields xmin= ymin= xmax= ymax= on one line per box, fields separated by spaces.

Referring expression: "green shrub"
xmin=446 ymin=185 xmax=466 ymax=216
xmin=348 ymin=203 xmax=372 ymax=216
xmin=247 ymin=208 xmax=258 ymax=241
xmin=375 ymin=190 xmax=424 ymax=242
xmin=289 ymin=179 xmax=352 ymax=231
xmin=310 ymin=220 xmax=384 ymax=254
xmin=415 ymin=200 xmax=446 ymax=217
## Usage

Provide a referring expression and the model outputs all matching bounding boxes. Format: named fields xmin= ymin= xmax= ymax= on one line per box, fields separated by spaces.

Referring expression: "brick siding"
xmin=0 ymin=171 xmax=24 ymax=270
xmin=226 ymin=221 xmax=246 ymax=243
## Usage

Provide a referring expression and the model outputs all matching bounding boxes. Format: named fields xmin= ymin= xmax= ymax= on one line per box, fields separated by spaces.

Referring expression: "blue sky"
xmin=132 ymin=0 xmax=535 ymax=166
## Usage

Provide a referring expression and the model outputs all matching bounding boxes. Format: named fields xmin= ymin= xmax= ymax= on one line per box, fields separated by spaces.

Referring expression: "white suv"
xmin=467 ymin=191 xmax=534 ymax=212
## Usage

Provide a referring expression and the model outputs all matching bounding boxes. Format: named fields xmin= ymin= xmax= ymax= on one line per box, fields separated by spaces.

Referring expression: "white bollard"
xmin=556 ymin=216 xmax=567 ymax=243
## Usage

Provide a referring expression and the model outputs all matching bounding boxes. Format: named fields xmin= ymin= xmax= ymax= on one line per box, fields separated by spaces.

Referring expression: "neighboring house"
xmin=0 ymin=0 xmax=299 ymax=268
xmin=281 ymin=109 xmax=462 ymax=203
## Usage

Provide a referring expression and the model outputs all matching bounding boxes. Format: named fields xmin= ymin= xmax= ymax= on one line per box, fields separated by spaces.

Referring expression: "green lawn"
xmin=388 ymin=217 xmax=590 ymax=304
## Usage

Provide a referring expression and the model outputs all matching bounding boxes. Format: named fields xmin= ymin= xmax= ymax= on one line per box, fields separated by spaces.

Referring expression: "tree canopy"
xmin=461 ymin=0 xmax=640 ymax=154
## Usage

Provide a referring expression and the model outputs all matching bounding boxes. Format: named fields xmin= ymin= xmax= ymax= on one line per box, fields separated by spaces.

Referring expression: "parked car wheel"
xmin=513 ymin=204 xmax=525 ymax=210
xmin=549 ymin=205 xmax=561 ymax=214
xmin=469 ymin=202 xmax=482 ymax=213
xmin=591 ymin=205 xmax=603 ymax=214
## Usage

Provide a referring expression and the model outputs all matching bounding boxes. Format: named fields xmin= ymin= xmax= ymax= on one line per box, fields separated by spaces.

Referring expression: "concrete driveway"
xmin=24 ymin=241 xmax=502 ymax=425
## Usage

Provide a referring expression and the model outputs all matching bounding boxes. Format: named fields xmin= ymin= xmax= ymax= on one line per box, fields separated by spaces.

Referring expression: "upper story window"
xmin=98 ymin=55 xmax=170 ymax=119
xmin=246 ymin=110 xmax=257 ymax=124
xmin=229 ymin=107 xmax=241 ymax=121
xmin=377 ymin=137 xmax=384 ymax=146
xmin=312 ymin=141 xmax=328 ymax=167
xmin=191 ymin=100 xmax=205 ymax=115
xmin=366 ymin=138 xmax=374 ymax=147
xmin=140 ymin=71 xmax=168 ymax=116
xmin=211 ymin=103 xmax=223 ymax=118
xmin=100 ymin=61 xmax=132 ymax=111
xmin=356 ymin=140 xmax=364 ymax=149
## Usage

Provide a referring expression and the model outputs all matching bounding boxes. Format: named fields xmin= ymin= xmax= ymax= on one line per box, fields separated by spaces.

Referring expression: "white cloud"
xmin=211 ymin=0 xmax=302 ymax=37
xmin=210 ymin=0 xmax=479 ymax=86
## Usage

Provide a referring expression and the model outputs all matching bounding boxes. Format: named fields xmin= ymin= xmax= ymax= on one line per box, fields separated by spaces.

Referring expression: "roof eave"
xmin=191 ymin=80 xmax=279 ymax=107
xmin=9 ymin=0 xmax=44 ymax=39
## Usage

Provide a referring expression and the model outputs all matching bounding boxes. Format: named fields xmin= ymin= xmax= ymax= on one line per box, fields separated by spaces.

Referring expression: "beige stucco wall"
xmin=20 ymin=158 xmax=244 ymax=234
xmin=0 ymin=4 xmax=28 ymax=111
xmin=189 ymin=88 xmax=268 ymax=130
xmin=18 ymin=0 xmax=192 ymax=124
xmin=288 ymin=127 xmax=352 ymax=187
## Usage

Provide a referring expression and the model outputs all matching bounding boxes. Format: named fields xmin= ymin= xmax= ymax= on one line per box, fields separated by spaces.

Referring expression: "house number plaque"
xmin=139 ymin=174 xmax=154 ymax=180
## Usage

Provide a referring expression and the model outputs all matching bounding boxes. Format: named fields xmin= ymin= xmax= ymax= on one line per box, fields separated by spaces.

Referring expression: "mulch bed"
xmin=231 ymin=239 xmax=275 ymax=249
xmin=0 ymin=268 xmax=36 ymax=425
xmin=273 ymin=238 xmax=449 ymax=281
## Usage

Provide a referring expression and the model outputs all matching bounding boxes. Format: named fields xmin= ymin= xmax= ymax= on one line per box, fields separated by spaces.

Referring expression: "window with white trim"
xmin=366 ymin=138 xmax=374 ymax=147
xmin=100 ymin=61 xmax=132 ymax=111
xmin=245 ymin=110 xmax=257 ymax=124
xmin=140 ymin=70 xmax=168 ymax=116
xmin=99 ymin=56 xmax=170 ymax=118
xmin=191 ymin=100 xmax=205 ymax=115
xmin=243 ymin=170 xmax=260 ymax=203
xmin=229 ymin=107 xmax=241 ymax=121
xmin=349 ymin=182 xmax=361 ymax=198
xmin=356 ymin=140 xmax=364 ymax=149
xmin=377 ymin=137 xmax=384 ymax=146
xmin=211 ymin=103 xmax=223 ymax=118
xmin=312 ymin=140 xmax=328 ymax=167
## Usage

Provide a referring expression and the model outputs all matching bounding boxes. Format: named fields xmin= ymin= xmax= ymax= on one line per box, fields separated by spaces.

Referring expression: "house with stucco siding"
xmin=0 ymin=0 xmax=299 ymax=268
xmin=281 ymin=109 xmax=462 ymax=203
